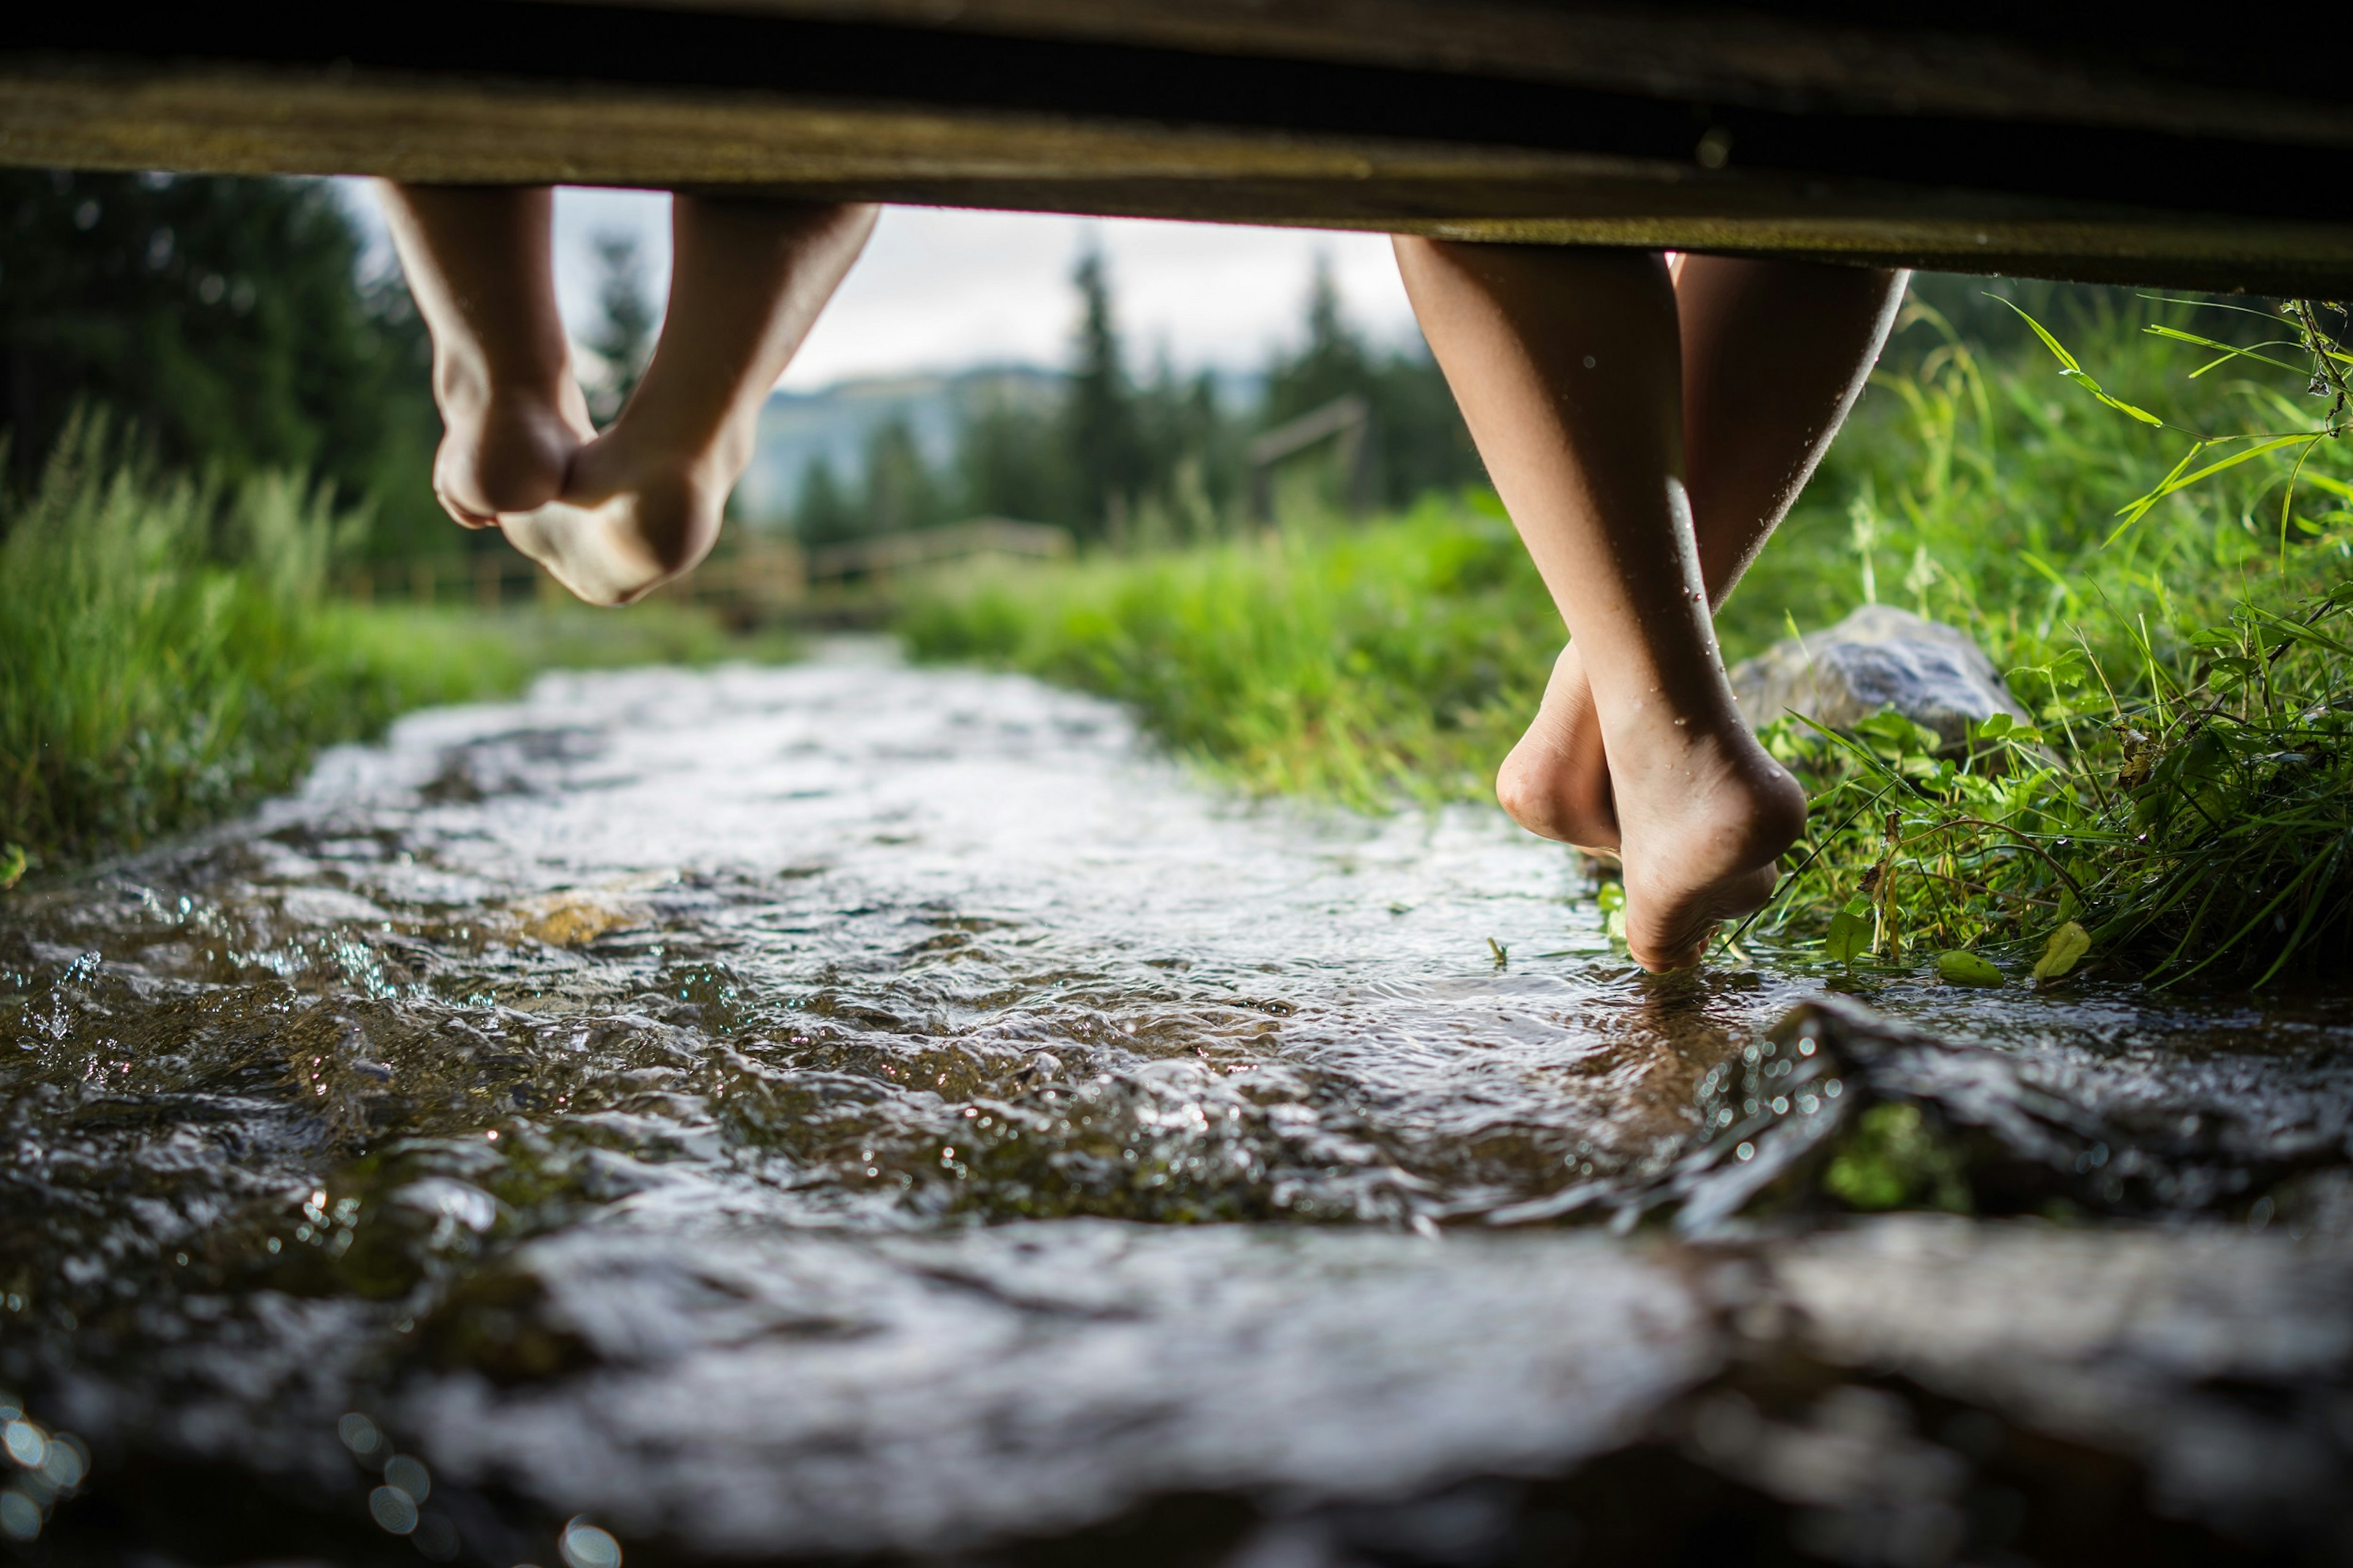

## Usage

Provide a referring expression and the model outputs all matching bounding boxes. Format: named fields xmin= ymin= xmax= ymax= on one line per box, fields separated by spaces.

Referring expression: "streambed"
xmin=2 ymin=644 xmax=2349 ymax=1565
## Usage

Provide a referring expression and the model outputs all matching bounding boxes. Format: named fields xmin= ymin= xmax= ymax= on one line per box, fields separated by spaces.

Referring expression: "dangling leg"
xmin=1493 ymin=257 xmax=1908 ymax=850
xmin=373 ymin=183 xmax=594 ymax=527
xmin=1394 ymin=239 xmax=1808 ymax=969
xmin=501 ymin=197 xmax=876 ymax=605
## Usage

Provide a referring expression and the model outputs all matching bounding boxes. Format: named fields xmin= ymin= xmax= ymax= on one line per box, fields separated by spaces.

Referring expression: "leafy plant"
xmin=0 ymin=418 xmax=605 ymax=869
xmin=1740 ymin=293 xmax=2353 ymax=985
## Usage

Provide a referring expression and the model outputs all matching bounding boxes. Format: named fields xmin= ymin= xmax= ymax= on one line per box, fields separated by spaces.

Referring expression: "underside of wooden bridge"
xmin=4 ymin=2 xmax=2349 ymax=295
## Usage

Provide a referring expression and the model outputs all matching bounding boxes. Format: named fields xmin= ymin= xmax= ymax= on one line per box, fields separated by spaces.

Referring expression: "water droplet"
xmin=3 ymin=1421 xmax=48 ymax=1469
xmin=383 ymin=1453 xmax=431 ymax=1501
xmin=369 ymin=1485 xmax=419 ymax=1535
xmin=0 ymin=1490 xmax=39 ymax=1541
xmin=561 ymin=1518 xmax=623 ymax=1568
xmin=37 ymin=1436 xmax=84 ymax=1491
xmin=339 ymin=1414 xmax=383 ymax=1456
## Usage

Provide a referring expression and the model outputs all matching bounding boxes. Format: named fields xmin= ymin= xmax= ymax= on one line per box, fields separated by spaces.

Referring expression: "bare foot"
xmin=496 ymin=425 xmax=727 ymax=606
xmin=1496 ymin=642 xmax=1620 ymax=853
xmin=431 ymin=379 xmax=595 ymax=528
xmin=1607 ymin=719 xmax=1806 ymax=971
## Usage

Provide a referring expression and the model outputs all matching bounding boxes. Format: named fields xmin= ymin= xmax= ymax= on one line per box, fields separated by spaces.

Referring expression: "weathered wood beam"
xmin=4 ymin=3 xmax=2349 ymax=294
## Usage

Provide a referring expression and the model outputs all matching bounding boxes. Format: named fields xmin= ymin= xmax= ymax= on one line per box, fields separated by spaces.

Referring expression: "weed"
xmin=0 ymin=418 xmax=789 ymax=873
xmin=1743 ymin=292 xmax=2353 ymax=984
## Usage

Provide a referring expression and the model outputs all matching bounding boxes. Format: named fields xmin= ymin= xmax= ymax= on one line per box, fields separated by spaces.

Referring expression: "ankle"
xmin=597 ymin=398 xmax=758 ymax=491
xmin=434 ymin=346 xmax=577 ymax=422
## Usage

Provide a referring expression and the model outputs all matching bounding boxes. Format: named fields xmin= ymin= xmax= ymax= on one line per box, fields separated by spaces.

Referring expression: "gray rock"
xmin=1728 ymin=603 xmax=2029 ymax=749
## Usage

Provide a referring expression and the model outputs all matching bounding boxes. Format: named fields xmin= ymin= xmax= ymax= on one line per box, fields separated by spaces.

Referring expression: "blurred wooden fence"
xmin=336 ymin=517 xmax=1073 ymax=621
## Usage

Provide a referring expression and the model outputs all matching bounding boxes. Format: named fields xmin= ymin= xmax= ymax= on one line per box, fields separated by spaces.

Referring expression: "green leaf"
xmin=1987 ymin=295 xmax=2166 ymax=425
xmin=2141 ymin=324 xmax=2310 ymax=378
xmin=2109 ymin=434 xmax=2312 ymax=542
xmin=2033 ymin=920 xmax=2092 ymax=982
xmin=2059 ymin=368 xmax=2166 ymax=426
xmin=1991 ymin=295 xmax=2083 ymax=373
xmin=1596 ymin=881 xmax=1627 ymax=945
xmin=1854 ymin=708 xmax=1944 ymax=760
xmin=1936 ymin=950 xmax=2003 ymax=987
xmin=1825 ymin=901 xmax=1872 ymax=965
xmin=1969 ymin=712 xmax=2015 ymax=741
xmin=0 ymin=843 xmax=24 ymax=893
xmin=2245 ymin=603 xmax=2353 ymax=659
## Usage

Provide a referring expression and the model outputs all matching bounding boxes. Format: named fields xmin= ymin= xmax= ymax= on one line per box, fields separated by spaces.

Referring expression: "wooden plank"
xmin=4 ymin=4 xmax=2350 ymax=292
xmin=573 ymin=0 xmax=2353 ymax=146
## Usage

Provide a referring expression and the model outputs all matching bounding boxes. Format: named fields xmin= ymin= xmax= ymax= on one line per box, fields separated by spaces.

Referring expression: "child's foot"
xmin=431 ymin=381 xmax=595 ymax=528
xmin=1496 ymin=642 xmax=1621 ymax=852
xmin=1605 ymin=718 xmax=1807 ymax=970
xmin=496 ymin=423 xmax=729 ymax=607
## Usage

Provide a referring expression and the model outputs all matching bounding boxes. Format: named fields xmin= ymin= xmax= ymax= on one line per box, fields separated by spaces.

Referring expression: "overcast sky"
xmin=346 ymin=183 xmax=1425 ymax=392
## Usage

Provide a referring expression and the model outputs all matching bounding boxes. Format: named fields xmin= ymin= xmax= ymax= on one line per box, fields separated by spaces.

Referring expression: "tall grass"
xmin=1743 ymin=293 xmax=2353 ymax=984
xmin=903 ymin=286 xmax=2353 ymax=985
xmin=900 ymin=493 xmax=1557 ymax=806
xmin=0 ymin=422 xmax=775 ymax=874
xmin=0 ymin=421 xmax=487 ymax=865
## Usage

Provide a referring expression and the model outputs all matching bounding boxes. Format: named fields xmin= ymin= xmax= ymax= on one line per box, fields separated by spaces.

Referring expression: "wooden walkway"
xmin=338 ymin=518 xmax=1075 ymax=620
xmin=5 ymin=4 xmax=2351 ymax=295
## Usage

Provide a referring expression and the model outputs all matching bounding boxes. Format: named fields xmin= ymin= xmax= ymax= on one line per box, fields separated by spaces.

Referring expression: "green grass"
xmin=900 ymin=493 xmax=1558 ymax=806
xmin=0 ymin=419 xmax=791 ymax=876
xmin=1741 ymin=294 xmax=2353 ymax=985
xmin=903 ymin=286 xmax=2353 ymax=986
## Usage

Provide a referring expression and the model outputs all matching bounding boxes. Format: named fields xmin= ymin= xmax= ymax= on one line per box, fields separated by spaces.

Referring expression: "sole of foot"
xmin=1496 ymin=642 xmax=1621 ymax=853
xmin=431 ymin=390 xmax=594 ymax=528
xmin=1608 ymin=724 xmax=1806 ymax=972
xmin=499 ymin=437 xmax=725 ymax=607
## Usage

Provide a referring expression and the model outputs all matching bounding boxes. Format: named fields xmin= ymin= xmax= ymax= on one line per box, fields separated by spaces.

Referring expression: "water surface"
xmin=3 ymin=646 xmax=2348 ymax=1564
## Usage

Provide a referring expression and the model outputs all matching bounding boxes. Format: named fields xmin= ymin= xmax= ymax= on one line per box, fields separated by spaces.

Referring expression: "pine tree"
xmin=862 ymin=417 xmax=942 ymax=534
xmin=792 ymin=455 xmax=861 ymax=546
xmin=586 ymin=230 xmax=657 ymax=425
xmin=1061 ymin=249 xmax=1145 ymax=540
xmin=1262 ymin=253 xmax=1372 ymax=426
xmin=0 ymin=169 xmax=444 ymax=555
xmin=1259 ymin=252 xmax=1481 ymax=510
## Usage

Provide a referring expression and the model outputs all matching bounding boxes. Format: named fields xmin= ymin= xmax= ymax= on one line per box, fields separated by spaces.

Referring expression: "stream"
xmin=2 ymin=643 xmax=2350 ymax=1566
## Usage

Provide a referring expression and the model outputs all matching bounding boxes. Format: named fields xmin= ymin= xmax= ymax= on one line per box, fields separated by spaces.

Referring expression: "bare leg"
xmin=374 ymin=183 xmax=594 ymax=526
xmin=1393 ymin=239 xmax=1807 ymax=970
xmin=1496 ymin=257 xmax=1908 ymax=850
xmin=501 ymin=197 xmax=876 ymax=605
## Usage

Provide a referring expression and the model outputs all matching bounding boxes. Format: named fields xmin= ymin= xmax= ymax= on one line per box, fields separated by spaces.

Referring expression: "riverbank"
xmin=0 ymin=426 xmax=791 ymax=877
xmin=904 ymin=288 xmax=2353 ymax=982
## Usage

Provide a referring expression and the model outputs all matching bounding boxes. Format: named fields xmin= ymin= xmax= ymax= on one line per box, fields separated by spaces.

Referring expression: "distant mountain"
xmin=733 ymin=362 xmax=1265 ymax=529
xmin=734 ymin=365 xmax=1061 ymax=527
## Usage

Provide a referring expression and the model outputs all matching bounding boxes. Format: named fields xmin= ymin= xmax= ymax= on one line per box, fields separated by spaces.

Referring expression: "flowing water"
xmin=3 ymin=645 xmax=2351 ymax=1566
